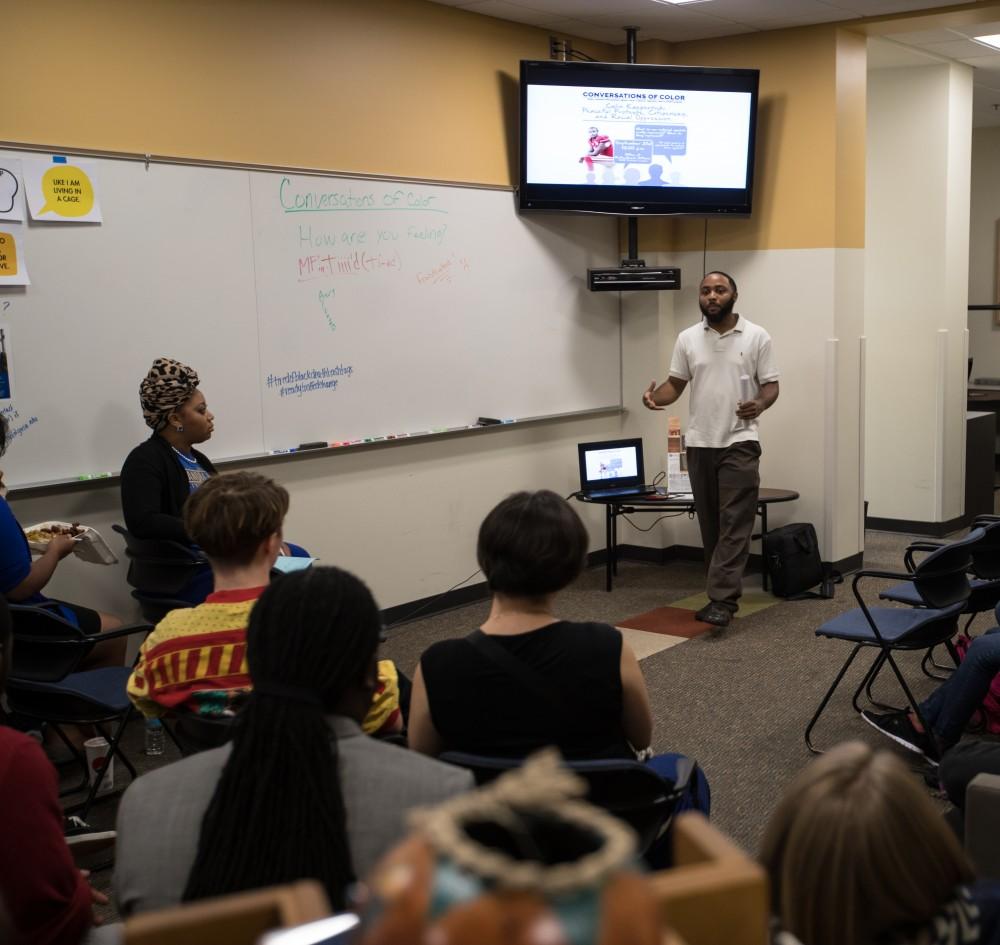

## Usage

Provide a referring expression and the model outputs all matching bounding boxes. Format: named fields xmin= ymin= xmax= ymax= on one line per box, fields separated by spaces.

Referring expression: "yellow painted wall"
xmin=639 ymin=26 xmax=866 ymax=252
xmin=5 ymin=0 xmax=613 ymax=185
xmin=7 ymin=1 xmax=868 ymax=251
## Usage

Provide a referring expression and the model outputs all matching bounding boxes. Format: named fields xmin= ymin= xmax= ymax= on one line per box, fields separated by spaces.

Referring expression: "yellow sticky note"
xmin=0 ymin=232 xmax=18 ymax=275
xmin=38 ymin=164 xmax=95 ymax=218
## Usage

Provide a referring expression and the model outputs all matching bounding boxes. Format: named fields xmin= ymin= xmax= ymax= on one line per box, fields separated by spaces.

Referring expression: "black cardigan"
xmin=120 ymin=434 xmax=218 ymax=544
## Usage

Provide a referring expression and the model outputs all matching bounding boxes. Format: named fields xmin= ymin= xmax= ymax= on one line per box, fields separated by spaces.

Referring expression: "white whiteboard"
xmin=0 ymin=150 xmax=621 ymax=488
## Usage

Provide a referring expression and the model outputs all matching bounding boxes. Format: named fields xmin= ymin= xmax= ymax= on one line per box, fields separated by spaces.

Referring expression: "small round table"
xmin=577 ymin=487 xmax=800 ymax=592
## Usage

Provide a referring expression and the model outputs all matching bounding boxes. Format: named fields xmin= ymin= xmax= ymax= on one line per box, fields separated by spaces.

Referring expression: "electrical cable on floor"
xmin=621 ymin=511 xmax=688 ymax=532
xmin=385 ymin=566 xmax=483 ymax=630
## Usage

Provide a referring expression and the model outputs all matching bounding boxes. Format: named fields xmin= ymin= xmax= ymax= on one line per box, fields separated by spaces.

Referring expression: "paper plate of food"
xmin=24 ymin=521 xmax=119 ymax=565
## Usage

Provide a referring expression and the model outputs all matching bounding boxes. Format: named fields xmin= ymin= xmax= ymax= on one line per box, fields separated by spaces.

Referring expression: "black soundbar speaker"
xmin=587 ymin=267 xmax=681 ymax=292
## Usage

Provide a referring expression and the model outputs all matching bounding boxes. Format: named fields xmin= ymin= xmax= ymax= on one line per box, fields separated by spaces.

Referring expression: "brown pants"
xmin=686 ymin=441 xmax=761 ymax=612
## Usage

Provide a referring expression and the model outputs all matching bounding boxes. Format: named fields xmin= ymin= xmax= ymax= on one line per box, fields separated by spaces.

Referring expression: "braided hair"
xmin=181 ymin=566 xmax=382 ymax=907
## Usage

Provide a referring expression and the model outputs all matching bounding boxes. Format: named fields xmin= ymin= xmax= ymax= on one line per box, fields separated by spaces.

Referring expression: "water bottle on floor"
xmin=144 ymin=718 xmax=165 ymax=756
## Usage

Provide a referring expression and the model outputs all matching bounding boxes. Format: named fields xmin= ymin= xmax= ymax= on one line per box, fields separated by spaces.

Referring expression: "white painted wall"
xmin=865 ymin=59 xmax=973 ymax=523
xmin=10 ymin=241 xmax=868 ymax=624
xmin=968 ymin=126 xmax=1000 ymax=380
xmin=8 ymin=294 xmax=667 ymax=620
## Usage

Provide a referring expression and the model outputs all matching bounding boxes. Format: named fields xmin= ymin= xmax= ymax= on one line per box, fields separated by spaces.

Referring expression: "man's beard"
xmin=700 ymin=298 xmax=735 ymax=323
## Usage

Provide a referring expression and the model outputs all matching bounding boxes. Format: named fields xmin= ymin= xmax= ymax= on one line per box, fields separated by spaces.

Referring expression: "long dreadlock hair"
xmin=181 ymin=566 xmax=382 ymax=907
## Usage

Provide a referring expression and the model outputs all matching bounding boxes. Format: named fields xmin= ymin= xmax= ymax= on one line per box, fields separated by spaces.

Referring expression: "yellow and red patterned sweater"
xmin=127 ymin=586 xmax=401 ymax=734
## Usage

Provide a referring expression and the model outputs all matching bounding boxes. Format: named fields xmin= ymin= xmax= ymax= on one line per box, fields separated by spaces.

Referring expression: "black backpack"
xmin=764 ymin=522 xmax=838 ymax=599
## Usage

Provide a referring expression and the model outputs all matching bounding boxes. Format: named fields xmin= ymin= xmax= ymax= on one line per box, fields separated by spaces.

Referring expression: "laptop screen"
xmin=578 ymin=438 xmax=645 ymax=491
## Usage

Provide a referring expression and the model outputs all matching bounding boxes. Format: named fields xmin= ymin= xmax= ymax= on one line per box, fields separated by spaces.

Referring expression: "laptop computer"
xmin=577 ymin=437 xmax=656 ymax=499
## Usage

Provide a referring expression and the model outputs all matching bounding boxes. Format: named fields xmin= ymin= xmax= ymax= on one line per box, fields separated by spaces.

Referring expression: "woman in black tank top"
xmin=409 ymin=490 xmax=654 ymax=760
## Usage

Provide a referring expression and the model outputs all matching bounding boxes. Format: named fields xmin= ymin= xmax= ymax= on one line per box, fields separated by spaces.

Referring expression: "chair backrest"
xmin=439 ymin=751 xmax=680 ymax=855
xmin=911 ymin=527 xmax=980 ymax=609
xmin=970 ymin=519 xmax=1000 ymax=581
xmin=122 ymin=880 xmax=331 ymax=945
xmin=7 ymin=604 xmax=93 ymax=682
xmin=112 ymin=523 xmax=207 ymax=595
xmin=129 ymin=591 xmax=194 ymax=625
xmin=648 ymin=812 xmax=769 ymax=945
xmin=173 ymin=711 xmax=237 ymax=757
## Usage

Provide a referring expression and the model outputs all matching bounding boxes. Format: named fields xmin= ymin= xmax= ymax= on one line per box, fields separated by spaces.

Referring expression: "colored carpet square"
xmin=615 ymin=605 xmax=713 ymax=639
xmin=669 ymin=589 xmax=781 ymax=618
xmin=616 ymin=626 xmax=689 ymax=660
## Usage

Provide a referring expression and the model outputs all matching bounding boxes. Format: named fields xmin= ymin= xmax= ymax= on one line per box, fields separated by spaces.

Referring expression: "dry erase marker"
xmin=270 ymin=447 xmax=298 ymax=455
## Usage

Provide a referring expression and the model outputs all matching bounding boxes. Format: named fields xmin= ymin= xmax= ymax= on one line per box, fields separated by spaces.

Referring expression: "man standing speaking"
xmin=643 ymin=272 xmax=779 ymax=628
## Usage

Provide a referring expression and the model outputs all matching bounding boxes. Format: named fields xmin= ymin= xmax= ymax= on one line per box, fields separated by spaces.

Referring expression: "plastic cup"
xmin=83 ymin=736 xmax=115 ymax=797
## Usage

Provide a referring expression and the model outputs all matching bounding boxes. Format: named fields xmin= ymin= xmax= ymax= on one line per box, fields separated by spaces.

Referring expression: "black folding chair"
xmin=112 ymin=524 xmax=207 ymax=623
xmin=805 ymin=528 xmax=979 ymax=758
xmin=439 ymin=750 xmax=692 ymax=860
xmin=878 ymin=517 xmax=1000 ymax=680
xmin=171 ymin=711 xmax=237 ymax=757
xmin=5 ymin=604 xmax=155 ymax=819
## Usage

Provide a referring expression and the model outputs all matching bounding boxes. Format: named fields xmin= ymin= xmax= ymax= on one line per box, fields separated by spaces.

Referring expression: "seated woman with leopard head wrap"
xmin=121 ymin=358 xmax=309 ymax=605
xmin=120 ymin=358 xmax=218 ymax=547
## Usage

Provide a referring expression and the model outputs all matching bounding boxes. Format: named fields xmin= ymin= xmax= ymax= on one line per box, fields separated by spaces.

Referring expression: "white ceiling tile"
xmin=699 ymin=0 xmax=830 ymax=17
xmin=883 ymin=28 xmax=971 ymax=44
xmin=426 ymin=0 xmax=1000 ymax=48
xmin=867 ymin=38 xmax=943 ymax=68
xmin=452 ymin=0 xmax=556 ymax=24
xmin=587 ymin=12 xmax=757 ymax=42
xmin=826 ymin=0 xmax=967 ymax=12
xmin=507 ymin=0 xmax=649 ymax=16
xmin=534 ymin=16 xmax=635 ymax=43
xmin=913 ymin=39 xmax=999 ymax=59
xmin=953 ymin=21 xmax=1000 ymax=40
xmin=749 ymin=9 xmax=857 ymax=28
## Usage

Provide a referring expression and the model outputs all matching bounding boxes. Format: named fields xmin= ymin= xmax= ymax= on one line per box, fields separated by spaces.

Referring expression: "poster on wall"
xmin=0 ymin=225 xmax=30 ymax=286
xmin=0 ymin=325 xmax=13 ymax=401
xmin=0 ymin=160 xmax=26 ymax=222
xmin=23 ymin=156 xmax=103 ymax=223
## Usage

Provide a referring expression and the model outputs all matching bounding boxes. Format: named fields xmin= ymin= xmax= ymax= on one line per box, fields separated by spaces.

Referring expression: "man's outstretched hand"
xmin=643 ymin=381 xmax=664 ymax=411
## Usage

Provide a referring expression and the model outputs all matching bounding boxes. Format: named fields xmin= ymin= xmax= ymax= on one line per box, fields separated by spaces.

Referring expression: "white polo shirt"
xmin=668 ymin=314 xmax=779 ymax=449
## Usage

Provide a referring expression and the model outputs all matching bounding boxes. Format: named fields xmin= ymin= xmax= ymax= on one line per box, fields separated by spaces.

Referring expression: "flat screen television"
xmin=519 ymin=59 xmax=759 ymax=217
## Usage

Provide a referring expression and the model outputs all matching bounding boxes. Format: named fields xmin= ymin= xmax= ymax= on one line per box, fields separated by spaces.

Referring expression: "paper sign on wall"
xmin=0 ymin=325 xmax=14 ymax=401
xmin=23 ymin=157 xmax=103 ymax=223
xmin=0 ymin=160 xmax=26 ymax=223
xmin=0 ymin=225 xmax=30 ymax=286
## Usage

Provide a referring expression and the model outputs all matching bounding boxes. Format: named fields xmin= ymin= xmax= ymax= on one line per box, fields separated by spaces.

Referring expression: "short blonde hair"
xmin=759 ymin=742 xmax=972 ymax=945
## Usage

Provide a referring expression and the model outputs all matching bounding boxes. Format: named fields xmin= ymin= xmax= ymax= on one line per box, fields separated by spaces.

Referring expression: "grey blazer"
xmin=114 ymin=715 xmax=473 ymax=916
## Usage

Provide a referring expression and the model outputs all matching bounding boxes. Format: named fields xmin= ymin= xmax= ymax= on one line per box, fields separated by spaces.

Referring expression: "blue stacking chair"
xmin=804 ymin=528 xmax=980 ymax=758
xmin=5 ymin=604 xmax=157 ymax=820
xmin=439 ymin=750 xmax=692 ymax=859
xmin=877 ymin=518 xmax=1000 ymax=682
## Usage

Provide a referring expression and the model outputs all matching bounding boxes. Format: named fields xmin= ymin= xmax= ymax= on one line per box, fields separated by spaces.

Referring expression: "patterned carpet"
xmin=615 ymin=588 xmax=784 ymax=658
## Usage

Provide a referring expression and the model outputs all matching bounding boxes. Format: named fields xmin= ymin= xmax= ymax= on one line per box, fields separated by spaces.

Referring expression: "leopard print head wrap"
xmin=140 ymin=358 xmax=200 ymax=431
